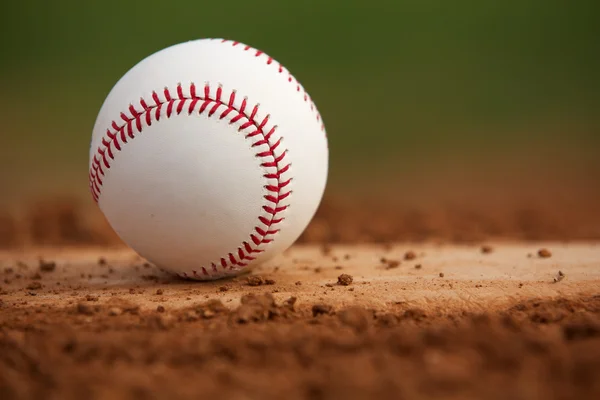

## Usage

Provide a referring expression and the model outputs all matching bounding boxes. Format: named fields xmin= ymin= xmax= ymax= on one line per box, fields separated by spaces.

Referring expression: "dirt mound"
xmin=1 ymin=296 xmax=599 ymax=400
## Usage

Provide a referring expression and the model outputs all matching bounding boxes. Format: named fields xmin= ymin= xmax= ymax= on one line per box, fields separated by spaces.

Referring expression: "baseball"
xmin=89 ymin=38 xmax=328 ymax=280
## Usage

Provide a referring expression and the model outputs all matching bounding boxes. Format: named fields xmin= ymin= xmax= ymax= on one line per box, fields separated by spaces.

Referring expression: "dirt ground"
xmin=1 ymin=186 xmax=600 ymax=399
xmin=0 ymin=241 xmax=599 ymax=400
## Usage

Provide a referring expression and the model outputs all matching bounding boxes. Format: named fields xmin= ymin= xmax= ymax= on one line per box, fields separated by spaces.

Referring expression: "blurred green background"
xmin=1 ymin=0 xmax=599 ymax=202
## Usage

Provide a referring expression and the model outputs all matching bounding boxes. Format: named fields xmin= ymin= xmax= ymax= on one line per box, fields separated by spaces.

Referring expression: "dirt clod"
xmin=247 ymin=276 xmax=264 ymax=286
xmin=312 ymin=303 xmax=334 ymax=316
xmin=481 ymin=245 xmax=493 ymax=254
xmin=439 ymin=272 xmax=445 ymax=278
xmin=232 ymin=293 xmax=279 ymax=324
xmin=156 ymin=289 xmax=164 ymax=295
xmin=404 ymin=251 xmax=417 ymax=260
xmin=26 ymin=281 xmax=42 ymax=290
xmin=337 ymin=274 xmax=353 ymax=286
xmin=39 ymin=259 xmax=56 ymax=272
xmin=538 ymin=248 xmax=552 ymax=258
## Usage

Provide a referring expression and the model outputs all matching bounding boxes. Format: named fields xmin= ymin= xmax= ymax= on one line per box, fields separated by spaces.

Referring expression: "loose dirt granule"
xmin=439 ymin=272 xmax=445 ymax=278
xmin=156 ymin=289 xmax=164 ymax=295
xmin=31 ymin=272 xmax=42 ymax=280
xmin=86 ymin=295 xmax=99 ymax=302
xmin=538 ymin=248 xmax=552 ymax=258
xmin=337 ymin=274 xmax=353 ymax=286
xmin=415 ymin=264 xmax=422 ymax=269
xmin=312 ymin=303 xmax=333 ymax=316
xmin=247 ymin=276 xmax=264 ymax=286
xmin=26 ymin=281 xmax=42 ymax=290
xmin=156 ymin=305 xmax=165 ymax=313
xmin=219 ymin=286 xmax=229 ymax=292
xmin=481 ymin=245 xmax=493 ymax=254
xmin=39 ymin=259 xmax=56 ymax=272
xmin=404 ymin=251 xmax=417 ymax=260
xmin=264 ymin=279 xmax=276 ymax=285
xmin=385 ymin=260 xmax=400 ymax=269
xmin=98 ymin=257 xmax=107 ymax=265
xmin=295 ymin=281 xmax=302 ymax=286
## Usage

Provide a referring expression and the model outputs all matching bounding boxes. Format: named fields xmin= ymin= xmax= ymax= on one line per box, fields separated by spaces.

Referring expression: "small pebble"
xmin=481 ymin=245 xmax=493 ymax=254
xmin=538 ymin=249 xmax=552 ymax=258
xmin=26 ymin=282 xmax=42 ymax=290
xmin=247 ymin=276 xmax=264 ymax=286
xmin=39 ymin=260 xmax=56 ymax=272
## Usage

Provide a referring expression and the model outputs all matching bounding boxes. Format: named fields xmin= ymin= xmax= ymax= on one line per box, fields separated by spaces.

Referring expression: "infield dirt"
xmin=1 ymin=179 xmax=600 ymax=399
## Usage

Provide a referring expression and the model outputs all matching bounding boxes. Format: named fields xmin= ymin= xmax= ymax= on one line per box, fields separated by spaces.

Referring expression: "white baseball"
xmin=89 ymin=38 xmax=328 ymax=280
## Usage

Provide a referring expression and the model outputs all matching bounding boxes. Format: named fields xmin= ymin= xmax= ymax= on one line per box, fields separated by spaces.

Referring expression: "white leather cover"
xmin=89 ymin=39 xmax=328 ymax=280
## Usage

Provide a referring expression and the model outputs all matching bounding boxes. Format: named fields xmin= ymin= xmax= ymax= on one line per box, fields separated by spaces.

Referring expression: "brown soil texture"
xmin=1 ymin=172 xmax=599 ymax=399
xmin=2 ymin=185 xmax=600 ymax=248
xmin=1 ymin=294 xmax=599 ymax=400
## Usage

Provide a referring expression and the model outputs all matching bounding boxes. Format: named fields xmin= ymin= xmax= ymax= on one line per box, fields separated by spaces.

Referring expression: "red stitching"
xmin=89 ymin=82 xmax=291 ymax=275
xmin=218 ymin=38 xmax=325 ymax=132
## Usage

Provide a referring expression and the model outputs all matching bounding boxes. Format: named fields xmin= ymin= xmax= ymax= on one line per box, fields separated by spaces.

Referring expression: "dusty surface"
xmin=1 ymin=243 xmax=599 ymax=312
xmin=1 ymin=243 xmax=600 ymax=399
xmin=1 ymin=176 xmax=600 ymax=399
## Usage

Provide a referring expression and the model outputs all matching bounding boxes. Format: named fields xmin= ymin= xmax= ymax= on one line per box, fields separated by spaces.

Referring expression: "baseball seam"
xmin=217 ymin=39 xmax=325 ymax=132
xmin=89 ymin=82 xmax=291 ymax=278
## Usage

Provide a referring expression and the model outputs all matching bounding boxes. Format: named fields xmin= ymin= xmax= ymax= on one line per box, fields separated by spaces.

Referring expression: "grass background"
xmin=1 ymin=0 xmax=599 ymax=202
